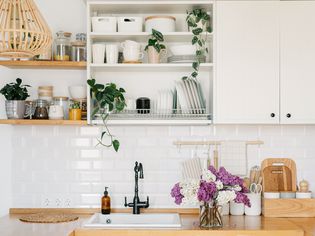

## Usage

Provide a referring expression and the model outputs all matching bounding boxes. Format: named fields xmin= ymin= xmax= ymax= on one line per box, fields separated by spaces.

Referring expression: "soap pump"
xmin=101 ymin=187 xmax=111 ymax=214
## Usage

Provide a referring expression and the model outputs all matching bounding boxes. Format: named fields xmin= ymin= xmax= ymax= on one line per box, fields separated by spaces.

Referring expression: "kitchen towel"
xmin=220 ymin=141 xmax=247 ymax=176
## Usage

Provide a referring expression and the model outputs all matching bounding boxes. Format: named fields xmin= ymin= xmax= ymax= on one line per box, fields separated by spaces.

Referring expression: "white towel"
xmin=181 ymin=158 xmax=202 ymax=180
xmin=220 ymin=141 xmax=247 ymax=176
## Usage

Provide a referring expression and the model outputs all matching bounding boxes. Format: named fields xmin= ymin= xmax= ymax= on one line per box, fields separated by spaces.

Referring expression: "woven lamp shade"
xmin=0 ymin=0 xmax=52 ymax=58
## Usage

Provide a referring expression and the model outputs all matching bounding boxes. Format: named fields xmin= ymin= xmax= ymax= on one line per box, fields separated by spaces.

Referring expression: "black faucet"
xmin=124 ymin=161 xmax=149 ymax=214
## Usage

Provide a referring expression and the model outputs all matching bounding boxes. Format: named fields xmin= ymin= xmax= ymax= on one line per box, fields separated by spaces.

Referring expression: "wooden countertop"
xmin=0 ymin=211 xmax=314 ymax=236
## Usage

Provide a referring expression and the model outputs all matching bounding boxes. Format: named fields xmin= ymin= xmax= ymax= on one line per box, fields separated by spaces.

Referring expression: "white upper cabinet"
xmin=280 ymin=2 xmax=315 ymax=124
xmin=215 ymin=1 xmax=280 ymax=124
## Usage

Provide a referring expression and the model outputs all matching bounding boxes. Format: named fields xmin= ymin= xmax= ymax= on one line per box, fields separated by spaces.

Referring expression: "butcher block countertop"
xmin=0 ymin=209 xmax=314 ymax=236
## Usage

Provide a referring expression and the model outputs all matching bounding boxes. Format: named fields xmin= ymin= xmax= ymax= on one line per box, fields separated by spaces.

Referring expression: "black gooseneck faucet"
xmin=124 ymin=161 xmax=149 ymax=214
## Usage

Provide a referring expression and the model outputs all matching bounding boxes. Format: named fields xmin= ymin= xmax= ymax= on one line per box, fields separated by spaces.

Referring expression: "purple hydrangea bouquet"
xmin=171 ymin=165 xmax=250 ymax=228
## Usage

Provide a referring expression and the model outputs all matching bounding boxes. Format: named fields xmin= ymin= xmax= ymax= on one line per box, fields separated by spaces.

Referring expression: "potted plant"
xmin=183 ymin=9 xmax=212 ymax=80
xmin=0 ymin=78 xmax=31 ymax=119
xmin=69 ymin=101 xmax=82 ymax=120
xmin=87 ymin=79 xmax=126 ymax=152
xmin=144 ymin=29 xmax=166 ymax=64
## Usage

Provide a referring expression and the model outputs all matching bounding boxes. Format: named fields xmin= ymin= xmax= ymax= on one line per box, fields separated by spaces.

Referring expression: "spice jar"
xmin=54 ymin=31 xmax=71 ymax=61
xmin=71 ymin=33 xmax=86 ymax=62
xmin=34 ymin=99 xmax=49 ymax=119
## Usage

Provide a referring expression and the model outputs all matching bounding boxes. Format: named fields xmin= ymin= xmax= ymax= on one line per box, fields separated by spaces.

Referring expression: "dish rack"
xmin=94 ymin=108 xmax=211 ymax=120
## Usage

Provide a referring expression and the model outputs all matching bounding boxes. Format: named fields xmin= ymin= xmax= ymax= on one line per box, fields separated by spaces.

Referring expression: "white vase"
xmin=147 ymin=46 xmax=160 ymax=64
xmin=230 ymin=201 xmax=245 ymax=216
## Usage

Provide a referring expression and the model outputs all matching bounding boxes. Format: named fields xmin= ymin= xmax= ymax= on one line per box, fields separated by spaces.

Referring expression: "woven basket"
xmin=0 ymin=0 xmax=52 ymax=58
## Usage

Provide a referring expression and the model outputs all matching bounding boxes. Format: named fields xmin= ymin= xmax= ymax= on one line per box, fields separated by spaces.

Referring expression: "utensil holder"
xmin=245 ymin=193 xmax=261 ymax=216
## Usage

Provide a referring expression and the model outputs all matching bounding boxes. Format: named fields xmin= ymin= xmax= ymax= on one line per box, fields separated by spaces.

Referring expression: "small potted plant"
xmin=144 ymin=29 xmax=166 ymax=64
xmin=69 ymin=101 xmax=82 ymax=120
xmin=87 ymin=79 xmax=126 ymax=152
xmin=0 ymin=78 xmax=31 ymax=119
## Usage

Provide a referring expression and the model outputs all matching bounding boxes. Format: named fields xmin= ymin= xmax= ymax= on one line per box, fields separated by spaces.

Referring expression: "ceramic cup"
xmin=230 ymin=202 xmax=245 ymax=216
xmin=106 ymin=44 xmax=119 ymax=64
xmin=121 ymin=40 xmax=141 ymax=49
xmin=245 ymin=193 xmax=261 ymax=216
xmin=92 ymin=43 xmax=105 ymax=64
xmin=123 ymin=47 xmax=144 ymax=62
xmin=49 ymin=105 xmax=64 ymax=120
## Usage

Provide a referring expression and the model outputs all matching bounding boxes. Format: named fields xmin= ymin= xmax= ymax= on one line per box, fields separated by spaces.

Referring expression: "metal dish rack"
xmin=94 ymin=108 xmax=211 ymax=120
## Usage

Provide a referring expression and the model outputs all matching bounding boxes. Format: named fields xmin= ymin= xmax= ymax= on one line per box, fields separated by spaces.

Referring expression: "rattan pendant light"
xmin=0 ymin=0 xmax=52 ymax=58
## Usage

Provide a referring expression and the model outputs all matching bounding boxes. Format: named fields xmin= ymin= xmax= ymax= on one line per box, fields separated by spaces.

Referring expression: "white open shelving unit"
xmin=86 ymin=0 xmax=214 ymax=125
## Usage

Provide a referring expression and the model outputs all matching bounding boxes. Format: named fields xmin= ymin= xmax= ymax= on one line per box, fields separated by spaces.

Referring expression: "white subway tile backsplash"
xmin=9 ymin=124 xmax=315 ymax=208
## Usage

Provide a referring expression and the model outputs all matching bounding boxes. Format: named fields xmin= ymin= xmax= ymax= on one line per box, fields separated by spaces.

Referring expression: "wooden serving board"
xmin=20 ymin=213 xmax=78 ymax=223
xmin=261 ymin=158 xmax=297 ymax=192
xmin=263 ymin=199 xmax=315 ymax=217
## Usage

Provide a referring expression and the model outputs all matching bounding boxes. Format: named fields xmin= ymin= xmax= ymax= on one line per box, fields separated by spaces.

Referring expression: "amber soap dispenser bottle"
xmin=101 ymin=187 xmax=111 ymax=214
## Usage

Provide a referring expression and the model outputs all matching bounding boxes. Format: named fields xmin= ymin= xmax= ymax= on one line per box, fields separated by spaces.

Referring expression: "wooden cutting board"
xmin=261 ymin=158 xmax=297 ymax=192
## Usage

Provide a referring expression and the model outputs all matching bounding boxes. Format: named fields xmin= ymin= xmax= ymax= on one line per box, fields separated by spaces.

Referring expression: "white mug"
xmin=230 ymin=201 xmax=245 ymax=216
xmin=106 ymin=44 xmax=119 ymax=64
xmin=245 ymin=193 xmax=261 ymax=216
xmin=121 ymin=40 xmax=140 ymax=49
xmin=92 ymin=43 xmax=105 ymax=64
xmin=49 ymin=105 xmax=64 ymax=120
xmin=123 ymin=48 xmax=144 ymax=62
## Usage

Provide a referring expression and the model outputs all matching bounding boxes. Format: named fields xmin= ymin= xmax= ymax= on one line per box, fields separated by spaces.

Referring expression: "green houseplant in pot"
xmin=87 ymin=79 xmax=126 ymax=152
xmin=0 ymin=78 xmax=31 ymax=119
xmin=145 ymin=29 xmax=166 ymax=64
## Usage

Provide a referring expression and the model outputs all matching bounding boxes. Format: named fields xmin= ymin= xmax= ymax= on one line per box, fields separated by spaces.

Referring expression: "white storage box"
xmin=145 ymin=16 xmax=176 ymax=33
xmin=118 ymin=17 xmax=143 ymax=32
xmin=92 ymin=17 xmax=117 ymax=32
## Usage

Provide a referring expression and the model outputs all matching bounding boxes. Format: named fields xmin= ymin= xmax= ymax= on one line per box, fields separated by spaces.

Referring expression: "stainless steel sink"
xmin=84 ymin=213 xmax=182 ymax=229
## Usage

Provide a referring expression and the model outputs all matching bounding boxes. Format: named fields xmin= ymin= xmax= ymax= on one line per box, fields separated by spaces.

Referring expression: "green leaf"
xmin=192 ymin=28 xmax=203 ymax=35
xmin=16 ymin=78 xmax=22 ymax=85
xmin=152 ymin=29 xmax=164 ymax=42
xmin=153 ymin=44 xmax=161 ymax=53
xmin=192 ymin=36 xmax=198 ymax=45
xmin=112 ymin=140 xmax=120 ymax=152
xmin=206 ymin=26 xmax=212 ymax=33
xmin=87 ymin=79 xmax=95 ymax=87
xmin=101 ymin=131 xmax=107 ymax=140
xmin=192 ymin=62 xmax=199 ymax=71
xmin=191 ymin=71 xmax=198 ymax=78
xmin=196 ymin=50 xmax=203 ymax=56
xmin=91 ymin=107 xmax=100 ymax=118
xmin=160 ymin=44 xmax=166 ymax=50
xmin=182 ymin=76 xmax=188 ymax=80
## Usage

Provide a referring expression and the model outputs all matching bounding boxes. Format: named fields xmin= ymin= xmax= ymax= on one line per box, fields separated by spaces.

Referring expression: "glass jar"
xmin=52 ymin=97 xmax=69 ymax=119
xmin=34 ymin=99 xmax=49 ymax=119
xmin=54 ymin=31 xmax=71 ymax=61
xmin=71 ymin=33 xmax=86 ymax=62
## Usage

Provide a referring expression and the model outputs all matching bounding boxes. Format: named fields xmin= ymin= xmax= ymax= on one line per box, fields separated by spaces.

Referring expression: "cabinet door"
xmin=280 ymin=2 xmax=315 ymax=124
xmin=215 ymin=1 xmax=280 ymax=124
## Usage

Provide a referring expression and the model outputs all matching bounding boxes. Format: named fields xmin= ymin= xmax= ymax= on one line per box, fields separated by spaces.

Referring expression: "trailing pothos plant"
xmin=144 ymin=29 xmax=166 ymax=53
xmin=87 ymin=79 xmax=126 ymax=152
xmin=183 ymin=8 xmax=212 ymax=80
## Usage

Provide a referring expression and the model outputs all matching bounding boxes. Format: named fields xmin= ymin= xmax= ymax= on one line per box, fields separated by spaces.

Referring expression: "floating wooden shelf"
xmin=0 ymin=60 xmax=87 ymax=69
xmin=0 ymin=119 xmax=87 ymax=126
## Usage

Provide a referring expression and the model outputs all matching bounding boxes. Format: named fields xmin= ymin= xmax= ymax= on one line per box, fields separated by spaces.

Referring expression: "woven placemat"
xmin=19 ymin=213 xmax=79 ymax=223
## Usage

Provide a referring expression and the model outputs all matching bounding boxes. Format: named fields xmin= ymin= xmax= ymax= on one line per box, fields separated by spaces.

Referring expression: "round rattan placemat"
xmin=19 ymin=213 xmax=79 ymax=223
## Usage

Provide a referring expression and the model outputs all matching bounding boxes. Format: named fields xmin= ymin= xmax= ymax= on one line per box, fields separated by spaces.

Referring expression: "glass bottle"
xmin=54 ymin=31 xmax=71 ymax=61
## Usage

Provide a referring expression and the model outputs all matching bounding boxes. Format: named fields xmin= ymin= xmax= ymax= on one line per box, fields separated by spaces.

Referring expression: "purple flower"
xmin=234 ymin=192 xmax=251 ymax=207
xmin=197 ymin=180 xmax=217 ymax=203
xmin=208 ymin=166 xmax=244 ymax=187
xmin=171 ymin=183 xmax=184 ymax=205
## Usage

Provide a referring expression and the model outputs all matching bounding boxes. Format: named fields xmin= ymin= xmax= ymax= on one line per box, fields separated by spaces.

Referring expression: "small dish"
xmin=280 ymin=191 xmax=296 ymax=199
xmin=263 ymin=192 xmax=280 ymax=199
xmin=296 ymin=191 xmax=312 ymax=199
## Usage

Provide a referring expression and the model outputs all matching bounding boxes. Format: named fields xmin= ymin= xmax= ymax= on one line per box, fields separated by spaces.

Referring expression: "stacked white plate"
xmin=175 ymin=79 xmax=205 ymax=114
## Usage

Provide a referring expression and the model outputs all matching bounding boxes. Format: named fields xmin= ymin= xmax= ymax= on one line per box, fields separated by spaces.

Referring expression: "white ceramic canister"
xmin=92 ymin=17 xmax=117 ymax=33
xmin=221 ymin=203 xmax=230 ymax=216
xmin=296 ymin=192 xmax=312 ymax=199
xmin=92 ymin=43 xmax=106 ymax=64
xmin=230 ymin=201 xmax=245 ymax=216
xmin=245 ymin=193 xmax=261 ymax=216
xmin=263 ymin=192 xmax=280 ymax=199
xmin=48 ymin=105 xmax=64 ymax=120
xmin=145 ymin=16 xmax=176 ymax=33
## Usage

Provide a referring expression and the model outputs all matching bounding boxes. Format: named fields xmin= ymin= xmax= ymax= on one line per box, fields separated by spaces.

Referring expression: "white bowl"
xmin=69 ymin=85 xmax=87 ymax=99
xmin=263 ymin=192 xmax=280 ymax=199
xmin=169 ymin=45 xmax=196 ymax=56
xmin=296 ymin=192 xmax=312 ymax=199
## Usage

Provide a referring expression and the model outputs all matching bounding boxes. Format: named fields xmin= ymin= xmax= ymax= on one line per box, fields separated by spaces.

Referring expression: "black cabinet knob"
xmin=286 ymin=113 xmax=291 ymax=118
xmin=270 ymin=113 xmax=275 ymax=118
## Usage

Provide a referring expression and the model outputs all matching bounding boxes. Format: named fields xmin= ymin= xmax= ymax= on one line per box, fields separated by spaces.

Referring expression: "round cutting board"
xmin=19 ymin=213 xmax=79 ymax=223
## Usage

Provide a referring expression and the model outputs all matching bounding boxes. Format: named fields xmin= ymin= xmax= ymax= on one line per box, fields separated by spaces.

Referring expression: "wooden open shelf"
xmin=0 ymin=119 xmax=87 ymax=126
xmin=0 ymin=60 xmax=87 ymax=69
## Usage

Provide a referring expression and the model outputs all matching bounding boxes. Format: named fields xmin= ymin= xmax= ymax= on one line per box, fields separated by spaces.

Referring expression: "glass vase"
xmin=199 ymin=202 xmax=223 ymax=229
